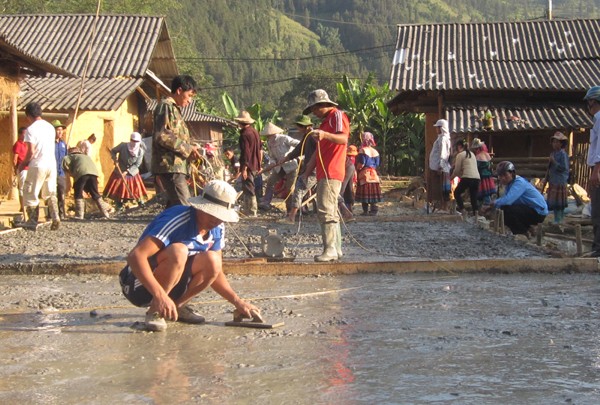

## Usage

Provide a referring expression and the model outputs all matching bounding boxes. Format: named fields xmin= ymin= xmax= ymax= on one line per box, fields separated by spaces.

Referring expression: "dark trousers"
xmin=454 ymin=178 xmax=480 ymax=213
xmin=74 ymin=175 xmax=101 ymax=200
xmin=57 ymin=175 xmax=66 ymax=218
xmin=501 ymin=204 xmax=546 ymax=235
xmin=242 ymin=171 xmax=257 ymax=197
xmin=590 ymin=185 xmax=600 ymax=253
xmin=158 ymin=173 xmax=190 ymax=208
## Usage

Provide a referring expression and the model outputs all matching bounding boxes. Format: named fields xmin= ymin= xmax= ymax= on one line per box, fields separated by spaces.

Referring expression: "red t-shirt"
xmin=12 ymin=140 xmax=28 ymax=170
xmin=316 ymin=108 xmax=350 ymax=181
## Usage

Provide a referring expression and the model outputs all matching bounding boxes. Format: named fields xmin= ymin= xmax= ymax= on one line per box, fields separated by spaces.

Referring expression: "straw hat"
xmin=347 ymin=145 xmax=358 ymax=156
xmin=234 ymin=110 xmax=255 ymax=124
xmin=303 ymin=89 xmax=338 ymax=115
xmin=551 ymin=131 xmax=568 ymax=141
xmin=188 ymin=180 xmax=239 ymax=223
xmin=260 ymin=122 xmax=284 ymax=136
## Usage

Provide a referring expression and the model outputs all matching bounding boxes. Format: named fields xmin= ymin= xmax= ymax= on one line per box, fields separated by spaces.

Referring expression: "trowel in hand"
xmin=225 ymin=308 xmax=284 ymax=329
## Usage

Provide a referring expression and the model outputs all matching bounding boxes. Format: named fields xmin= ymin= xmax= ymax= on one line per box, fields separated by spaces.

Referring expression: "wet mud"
xmin=1 ymin=273 xmax=599 ymax=404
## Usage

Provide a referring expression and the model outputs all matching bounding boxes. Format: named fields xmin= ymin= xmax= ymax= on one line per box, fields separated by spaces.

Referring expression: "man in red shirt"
xmin=12 ymin=127 xmax=28 ymax=212
xmin=302 ymin=89 xmax=350 ymax=262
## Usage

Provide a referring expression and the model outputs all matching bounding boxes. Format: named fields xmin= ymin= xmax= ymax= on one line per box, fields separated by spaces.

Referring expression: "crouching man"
xmin=119 ymin=180 xmax=259 ymax=331
xmin=483 ymin=161 xmax=548 ymax=236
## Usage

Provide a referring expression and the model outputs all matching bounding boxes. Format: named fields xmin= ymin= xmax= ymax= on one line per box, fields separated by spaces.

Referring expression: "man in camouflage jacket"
xmin=152 ymin=75 xmax=200 ymax=207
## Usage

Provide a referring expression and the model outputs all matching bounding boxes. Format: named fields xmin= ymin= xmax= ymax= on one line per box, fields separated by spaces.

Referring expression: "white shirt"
xmin=587 ymin=110 xmax=600 ymax=167
xmin=25 ymin=119 xmax=57 ymax=169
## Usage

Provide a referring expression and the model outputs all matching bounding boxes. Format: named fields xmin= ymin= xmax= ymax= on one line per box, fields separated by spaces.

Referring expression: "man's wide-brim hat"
xmin=234 ymin=110 xmax=255 ymax=124
xmin=188 ymin=180 xmax=239 ymax=223
xmin=52 ymin=119 xmax=66 ymax=129
xmin=303 ymin=89 xmax=338 ymax=115
xmin=261 ymin=122 xmax=284 ymax=136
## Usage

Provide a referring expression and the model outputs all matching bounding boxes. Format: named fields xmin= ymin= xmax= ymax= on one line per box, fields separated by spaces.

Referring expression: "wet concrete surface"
xmin=1 ymin=272 xmax=599 ymax=404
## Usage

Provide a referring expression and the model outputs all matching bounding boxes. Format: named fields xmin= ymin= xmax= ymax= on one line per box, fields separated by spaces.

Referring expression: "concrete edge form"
xmin=0 ymin=257 xmax=597 ymax=276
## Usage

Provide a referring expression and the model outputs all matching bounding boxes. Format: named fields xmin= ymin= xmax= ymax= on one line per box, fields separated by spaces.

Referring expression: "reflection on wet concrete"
xmin=0 ymin=273 xmax=599 ymax=403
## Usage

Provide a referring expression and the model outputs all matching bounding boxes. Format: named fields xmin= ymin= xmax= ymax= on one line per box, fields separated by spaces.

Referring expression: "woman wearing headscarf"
xmin=355 ymin=132 xmax=382 ymax=215
xmin=471 ymin=138 xmax=497 ymax=207
xmin=428 ymin=119 xmax=452 ymax=212
xmin=540 ymin=132 xmax=570 ymax=224
xmin=104 ymin=132 xmax=148 ymax=210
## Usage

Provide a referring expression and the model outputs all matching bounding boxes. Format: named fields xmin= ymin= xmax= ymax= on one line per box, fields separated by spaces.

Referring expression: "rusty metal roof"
xmin=446 ymin=103 xmax=591 ymax=134
xmin=146 ymin=99 xmax=237 ymax=127
xmin=389 ymin=19 xmax=600 ymax=92
xmin=0 ymin=14 xmax=178 ymax=111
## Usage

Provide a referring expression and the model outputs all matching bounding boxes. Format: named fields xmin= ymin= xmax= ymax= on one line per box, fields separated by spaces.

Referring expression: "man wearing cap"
xmin=152 ymin=75 xmax=201 ymax=208
xmin=302 ymin=89 xmax=350 ymax=262
xmin=278 ymin=115 xmax=317 ymax=224
xmin=104 ymin=132 xmax=148 ymax=211
xmin=119 ymin=180 xmax=259 ymax=332
xmin=18 ymin=102 xmax=60 ymax=230
xmin=584 ymin=85 xmax=600 ymax=256
xmin=258 ymin=122 xmax=300 ymax=212
xmin=53 ymin=120 xmax=68 ymax=220
xmin=483 ymin=161 xmax=547 ymax=236
xmin=235 ymin=110 xmax=262 ymax=217
xmin=428 ymin=119 xmax=452 ymax=212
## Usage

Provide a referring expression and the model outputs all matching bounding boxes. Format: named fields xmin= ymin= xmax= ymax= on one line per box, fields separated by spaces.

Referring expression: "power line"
xmin=177 ymin=44 xmax=395 ymax=62
xmin=282 ymin=11 xmax=397 ymax=28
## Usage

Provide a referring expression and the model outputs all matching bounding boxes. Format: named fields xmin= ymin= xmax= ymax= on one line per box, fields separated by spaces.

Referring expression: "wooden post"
xmin=499 ymin=210 xmax=505 ymax=234
xmin=9 ymin=94 xmax=18 ymax=201
xmin=536 ymin=224 xmax=543 ymax=246
xmin=575 ymin=224 xmax=582 ymax=256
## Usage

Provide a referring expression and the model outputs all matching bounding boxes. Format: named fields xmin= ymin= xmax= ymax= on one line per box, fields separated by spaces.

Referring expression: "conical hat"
xmin=260 ymin=122 xmax=284 ymax=136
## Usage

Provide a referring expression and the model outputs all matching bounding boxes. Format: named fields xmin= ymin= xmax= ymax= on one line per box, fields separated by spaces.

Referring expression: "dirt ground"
xmin=1 ymin=197 xmax=599 ymax=403
xmin=0 ymin=197 xmax=556 ymax=270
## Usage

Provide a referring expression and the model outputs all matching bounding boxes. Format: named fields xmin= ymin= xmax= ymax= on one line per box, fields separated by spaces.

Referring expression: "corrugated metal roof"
xmin=446 ymin=103 xmax=592 ymax=134
xmin=0 ymin=14 xmax=178 ymax=79
xmin=0 ymin=34 xmax=74 ymax=77
xmin=390 ymin=19 xmax=600 ymax=92
xmin=146 ymin=99 xmax=237 ymax=127
xmin=18 ymin=76 xmax=142 ymax=111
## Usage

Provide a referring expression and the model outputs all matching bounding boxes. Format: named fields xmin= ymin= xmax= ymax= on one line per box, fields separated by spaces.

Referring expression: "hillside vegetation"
xmin=1 ymin=0 xmax=598 ymax=115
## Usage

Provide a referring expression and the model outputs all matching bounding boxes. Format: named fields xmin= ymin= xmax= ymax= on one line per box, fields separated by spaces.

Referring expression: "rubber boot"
xmin=249 ymin=195 xmax=258 ymax=217
xmin=335 ymin=222 xmax=343 ymax=259
xmin=47 ymin=196 xmax=60 ymax=230
xmin=314 ymin=223 xmax=338 ymax=262
xmin=74 ymin=198 xmax=85 ymax=220
xmin=95 ymin=197 xmax=111 ymax=219
xmin=23 ymin=206 xmax=39 ymax=230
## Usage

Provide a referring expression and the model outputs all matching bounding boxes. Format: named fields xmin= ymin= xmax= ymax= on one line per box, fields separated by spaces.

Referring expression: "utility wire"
xmin=282 ymin=11 xmax=397 ymax=28
xmin=177 ymin=44 xmax=394 ymax=62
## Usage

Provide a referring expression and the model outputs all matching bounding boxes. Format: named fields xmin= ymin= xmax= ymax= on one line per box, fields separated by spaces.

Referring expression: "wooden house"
xmin=387 ymin=19 xmax=600 ymax=188
xmin=0 ymin=14 xmax=179 ymax=190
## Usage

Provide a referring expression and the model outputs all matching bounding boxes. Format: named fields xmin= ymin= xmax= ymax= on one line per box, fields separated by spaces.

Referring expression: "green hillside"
xmin=2 ymin=0 xmax=599 ymax=117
